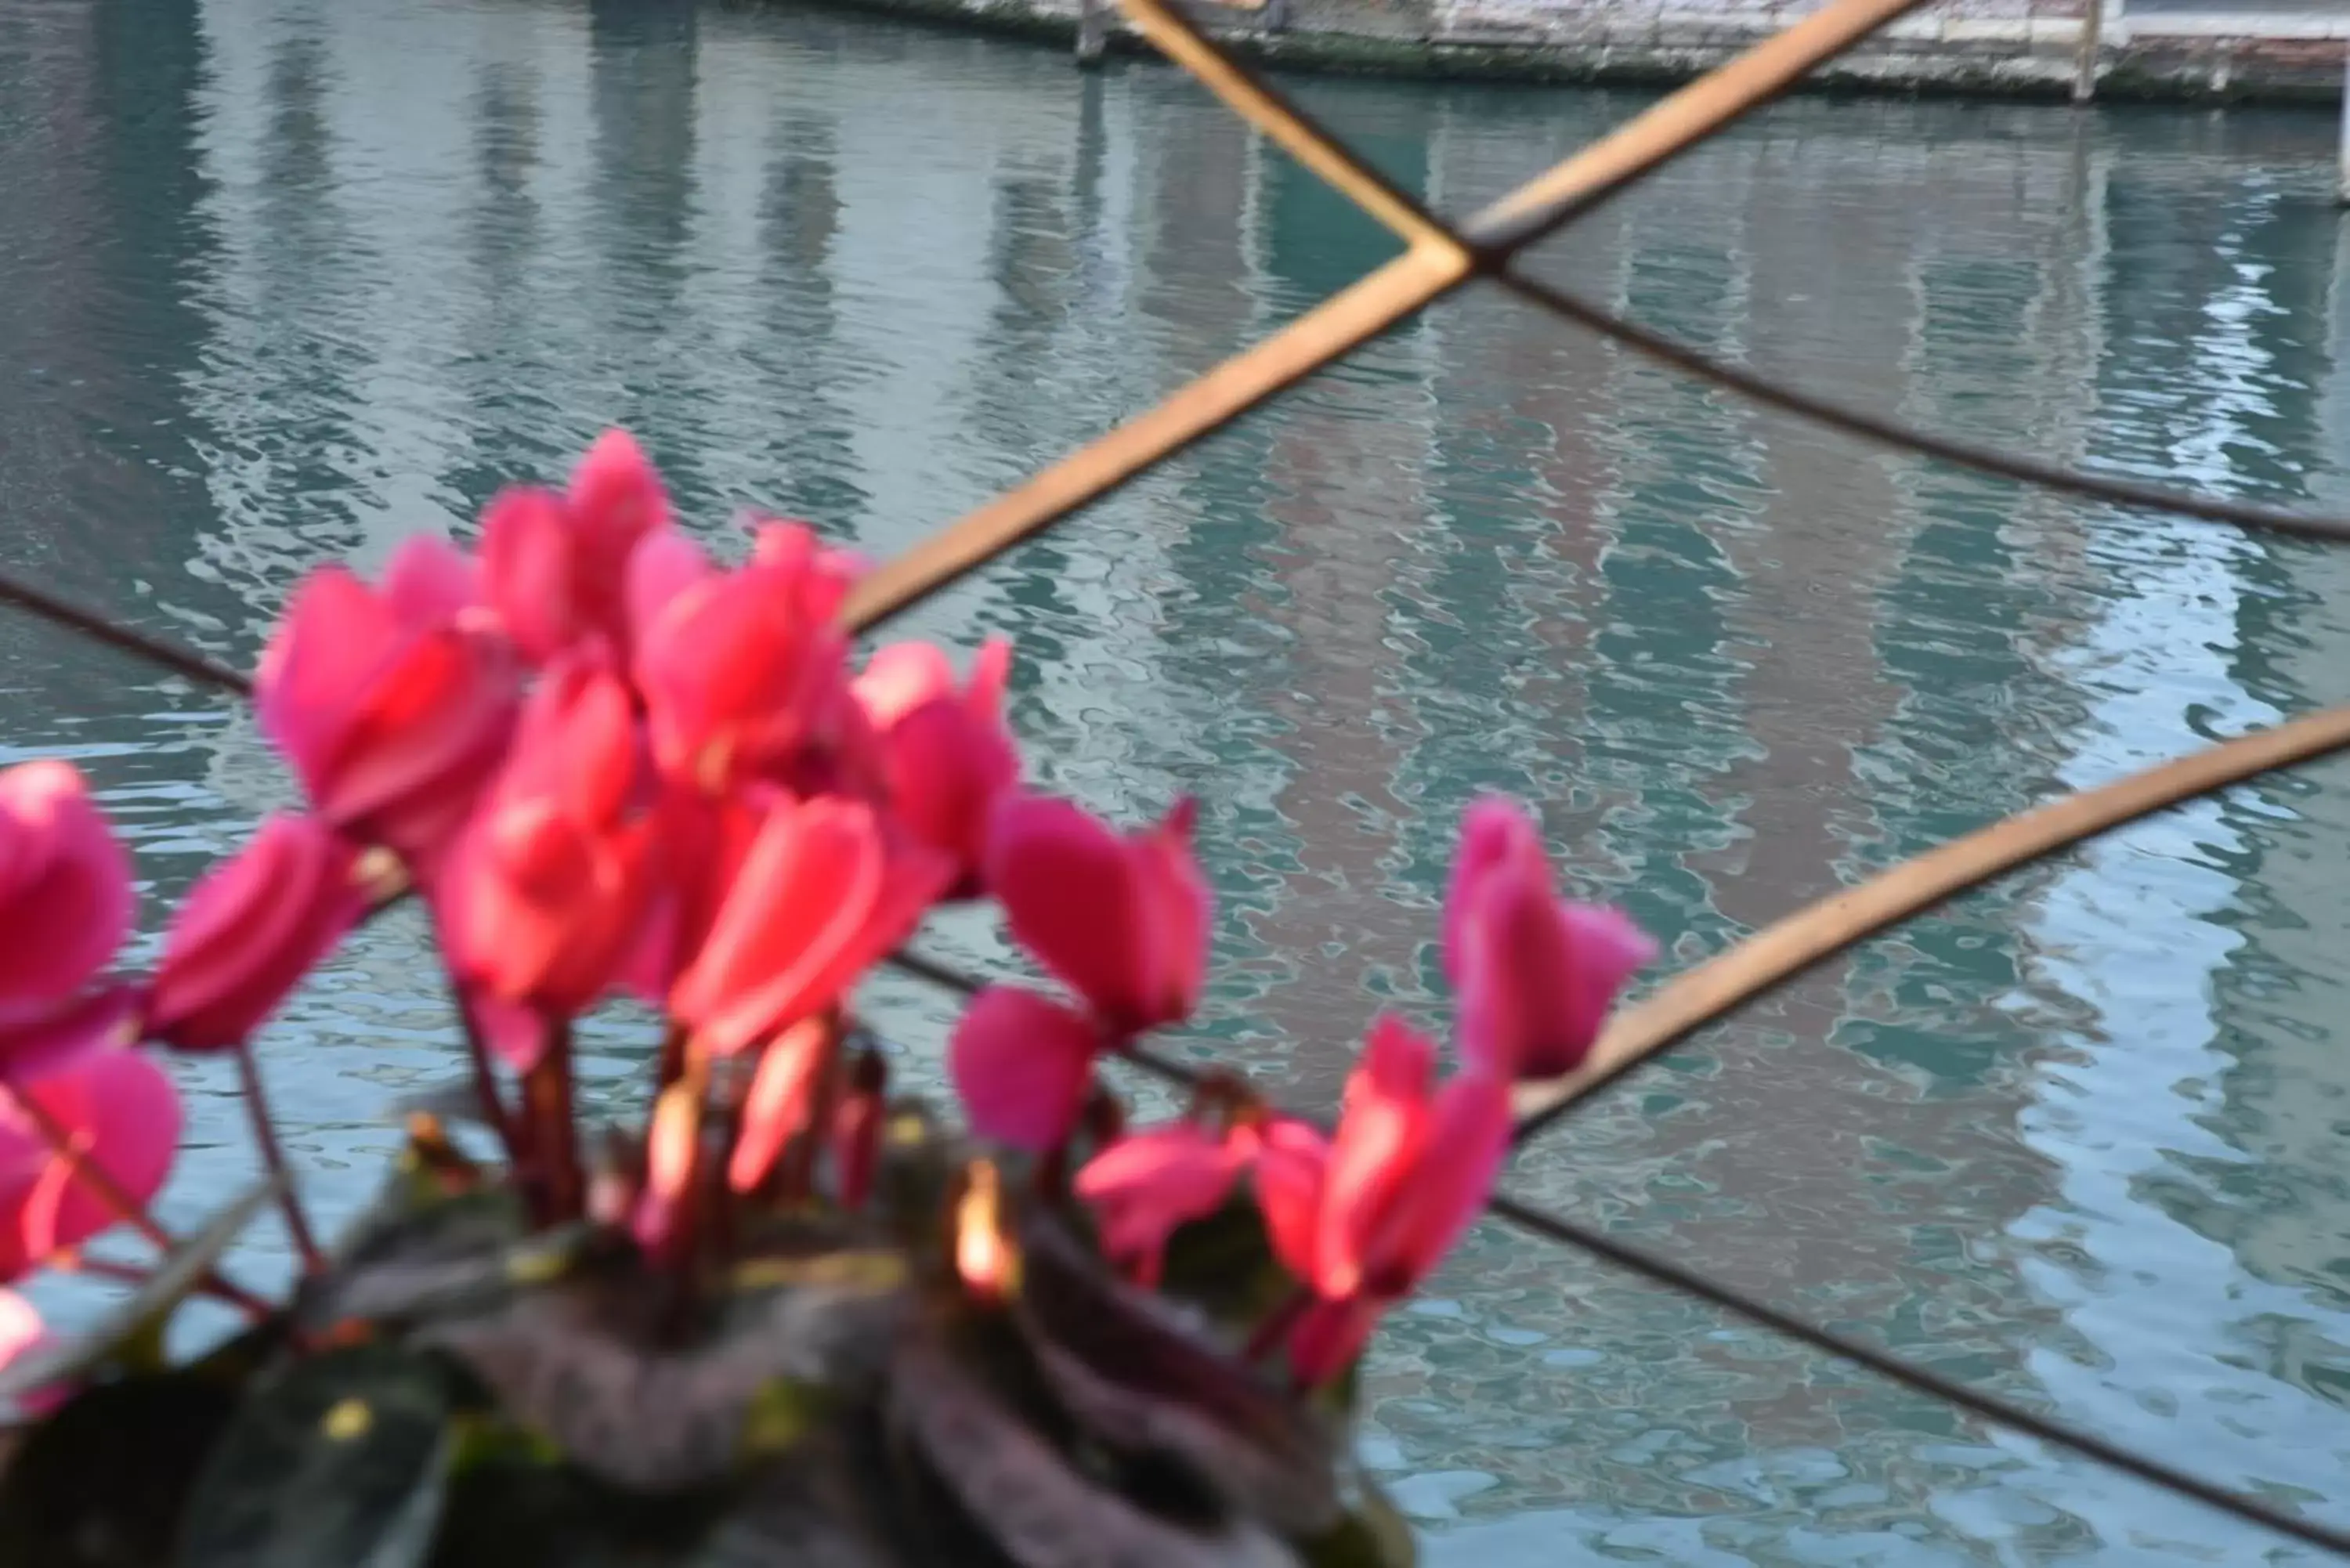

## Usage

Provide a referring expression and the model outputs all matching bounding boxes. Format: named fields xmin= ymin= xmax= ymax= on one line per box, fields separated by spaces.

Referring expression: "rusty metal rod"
xmin=1123 ymin=0 xmax=2350 ymax=545
xmin=841 ymin=0 xmax=1936 ymax=633
xmin=1510 ymin=702 xmax=2350 ymax=1137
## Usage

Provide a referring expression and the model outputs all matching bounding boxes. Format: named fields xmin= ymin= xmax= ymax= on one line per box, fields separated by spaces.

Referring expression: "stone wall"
xmin=814 ymin=0 xmax=2350 ymax=101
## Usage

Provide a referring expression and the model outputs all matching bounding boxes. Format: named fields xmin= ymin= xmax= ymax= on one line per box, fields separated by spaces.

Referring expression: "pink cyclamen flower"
xmin=1445 ymin=796 xmax=1655 ymax=1081
xmin=438 ymin=659 xmax=653 ymax=1053
xmin=0 ymin=761 xmax=132 ymax=1022
xmin=631 ymin=523 xmax=858 ymax=793
xmin=949 ymin=985 xmax=1101 ymax=1153
xmin=479 ymin=429 xmax=672 ymax=666
xmin=671 ymin=796 xmax=953 ymax=1059
xmin=1254 ymin=1017 xmax=1510 ymax=1385
xmin=852 ymin=638 xmax=1018 ymax=890
xmin=1075 ymin=1117 xmax=1282 ymax=1285
xmin=985 ymin=793 xmax=1209 ymax=1035
xmin=146 ymin=814 xmax=366 ymax=1051
xmin=0 ymin=1046 xmax=180 ymax=1278
xmin=256 ymin=537 xmax=522 ymax=866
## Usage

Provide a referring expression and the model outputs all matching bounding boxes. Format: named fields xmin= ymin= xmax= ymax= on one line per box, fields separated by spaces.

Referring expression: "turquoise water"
xmin=5 ymin=0 xmax=2350 ymax=1559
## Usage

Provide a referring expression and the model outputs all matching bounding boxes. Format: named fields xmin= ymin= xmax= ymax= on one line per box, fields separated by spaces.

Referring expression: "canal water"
xmin=6 ymin=0 xmax=2350 ymax=1559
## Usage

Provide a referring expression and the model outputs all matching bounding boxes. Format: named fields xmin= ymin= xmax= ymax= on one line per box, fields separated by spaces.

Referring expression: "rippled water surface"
xmin=6 ymin=0 xmax=2350 ymax=1558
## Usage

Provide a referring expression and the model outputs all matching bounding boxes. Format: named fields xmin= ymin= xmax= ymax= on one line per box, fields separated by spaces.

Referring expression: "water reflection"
xmin=2 ymin=0 xmax=2349 ymax=1557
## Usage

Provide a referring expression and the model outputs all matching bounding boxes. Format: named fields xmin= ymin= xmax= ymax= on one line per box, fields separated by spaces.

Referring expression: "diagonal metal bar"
xmin=1497 ymin=271 xmax=2350 ymax=544
xmin=1480 ymin=1190 xmax=2350 ymax=1559
xmin=880 ymin=946 xmax=2350 ymax=1558
xmin=1126 ymin=0 xmax=2350 ymax=547
xmin=1120 ymin=0 xmax=1460 ymax=252
xmin=839 ymin=0 xmax=1933 ymax=634
xmin=841 ymin=242 xmax=1466 ymax=631
xmin=1510 ymin=703 xmax=2350 ymax=1139
xmin=0 ymin=573 xmax=251 ymax=697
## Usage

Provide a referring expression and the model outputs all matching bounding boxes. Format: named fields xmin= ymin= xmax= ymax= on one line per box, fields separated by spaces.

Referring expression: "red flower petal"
xmin=949 ymin=986 xmax=1099 ymax=1151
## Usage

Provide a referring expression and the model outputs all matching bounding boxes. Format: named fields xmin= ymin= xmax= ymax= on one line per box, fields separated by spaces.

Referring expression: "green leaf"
xmin=414 ymin=1256 xmax=906 ymax=1491
xmin=887 ymin=1334 xmax=1296 ymax=1568
xmin=1017 ymin=1220 xmax=1339 ymax=1536
xmin=0 ymin=1180 xmax=282 ymax=1414
xmin=1156 ymin=1198 xmax=1298 ymax=1337
xmin=427 ymin=1443 xmax=714 ymax=1568
xmin=1294 ymin=1473 xmax=1416 ymax=1568
xmin=299 ymin=1190 xmax=550 ymax=1332
xmin=0 ymin=1373 xmax=237 ymax=1568
xmin=690 ymin=1451 xmax=898 ymax=1568
xmin=176 ymin=1342 xmax=457 ymax=1568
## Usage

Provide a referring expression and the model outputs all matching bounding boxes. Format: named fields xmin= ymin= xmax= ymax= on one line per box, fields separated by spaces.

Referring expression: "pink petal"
xmin=379 ymin=535 xmax=481 ymax=630
xmin=985 ymin=795 xmax=1148 ymax=1027
xmin=1317 ymin=1017 xmax=1434 ymax=1299
xmin=1284 ymin=1295 xmax=1381 ymax=1387
xmin=470 ymin=992 xmax=549 ymax=1074
xmin=949 ymin=986 xmax=1099 ymax=1151
xmin=880 ymin=699 xmax=1018 ymax=873
xmin=1251 ymin=1116 xmax=1329 ymax=1281
xmin=147 ymin=815 xmax=362 ymax=1051
xmin=852 ymin=643 xmax=957 ymax=732
xmin=1459 ymin=879 xmax=1655 ymax=1080
xmin=674 ymin=800 xmax=945 ymax=1058
xmin=567 ymin=430 xmax=671 ymax=558
xmin=0 ymin=989 xmax=139 ymax=1081
xmin=479 ymin=487 xmax=578 ymax=663
xmin=256 ymin=569 xmax=399 ymax=768
xmin=727 ymin=1019 xmax=829 ymax=1194
xmin=625 ymin=528 xmax=714 ymax=641
xmin=1443 ymin=796 xmax=1543 ymax=986
xmin=9 ymin=1046 xmax=180 ymax=1260
xmin=1369 ymin=1071 xmax=1509 ymax=1288
xmin=0 ymin=763 xmax=132 ymax=1009
xmin=1133 ymin=800 xmax=1209 ymax=1024
xmin=1076 ymin=1122 xmax=1246 ymax=1278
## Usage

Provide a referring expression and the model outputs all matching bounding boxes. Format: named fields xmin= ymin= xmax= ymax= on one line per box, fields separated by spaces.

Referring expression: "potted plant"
xmin=0 ymin=433 xmax=1650 ymax=1567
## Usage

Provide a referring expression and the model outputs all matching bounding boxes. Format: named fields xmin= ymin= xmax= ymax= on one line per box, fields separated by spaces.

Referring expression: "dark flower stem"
xmin=441 ymin=989 xmax=519 ymax=1165
xmin=1243 ymin=1284 xmax=1314 ymax=1365
xmin=232 ymin=1039 xmax=322 ymax=1273
xmin=653 ymin=1019 xmax=689 ymax=1095
xmin=525 ymin=1021 xmax=582 ymax=1223
xmin=776 ymin=1015 xmax=841 ymax=1205
xmin=2 ymin=1084 xmax=274 ymax=1320
xmin=61 ymin=1255 xmax=154 ymax=1288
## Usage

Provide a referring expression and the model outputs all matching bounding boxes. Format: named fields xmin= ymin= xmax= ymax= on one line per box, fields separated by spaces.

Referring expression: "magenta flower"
xmin=1254 ymin=1017 xmax=1509 ymax=1384
xmin=986 ymin=793 xmax=1209 ymax=1035
xmin=1075 ymin=1117 xmax=1277 ymax=1284
xmin=670 ymin=796 xmax=951 ymax=1059
xmin=631 ymin=524 xmax=857 ymax=794
xmin=479 ymin=429 xmax=673 ymax=666
xmin=949 ymin=985 xmax=1101 ymax=1152
xmin=0 ymin=1046 xmax=180 ymax=1278
xmin=256 ymin=537 xmax=521 ymax=866
xmin=1445 ymin=796 xmax=1654 ymax=1080
xmin=146 ymin=814 xmax=366 ymax=1051
xmin=0 ymin=762 xmax=132 ymax=1023
xmin=853 ymin=638 xmax=1018 ymax=889
xmin=725 ymin=1017 xmax=829 ymax=1194
xmin=438 ymin=658 xmax=653 ymax=1056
